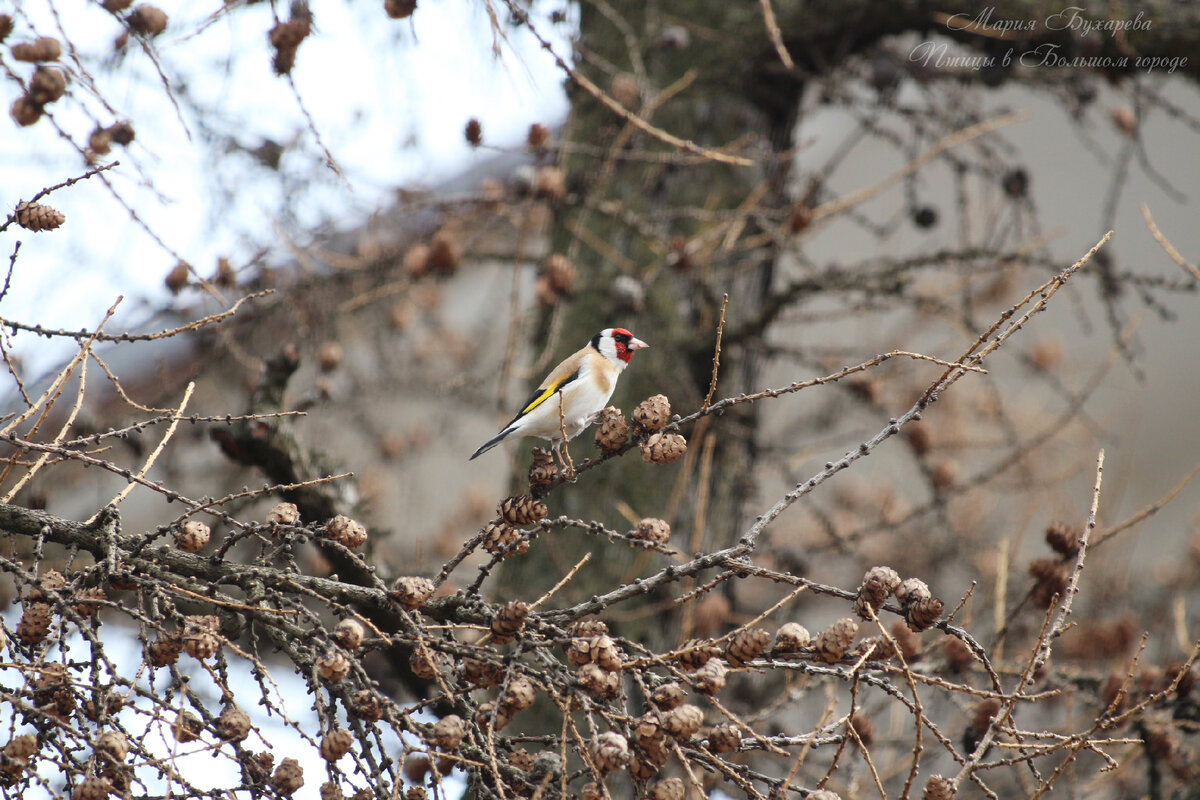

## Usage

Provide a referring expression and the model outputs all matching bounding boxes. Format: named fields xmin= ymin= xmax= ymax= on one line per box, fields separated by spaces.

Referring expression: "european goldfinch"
xmin=470 ymin=328 xmax=648 ymax=462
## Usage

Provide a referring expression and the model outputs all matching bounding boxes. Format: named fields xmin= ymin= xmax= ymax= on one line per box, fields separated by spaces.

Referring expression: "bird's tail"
xmin=469 ymin=427 xmax=513 ymax=460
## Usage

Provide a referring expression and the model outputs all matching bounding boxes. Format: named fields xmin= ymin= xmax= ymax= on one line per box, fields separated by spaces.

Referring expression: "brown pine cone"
xmin=725 ymin=628 xmax=770 ymax=667
xmin=528 ymin=448 xmax=557 ymax=494
xmin=890 ymin=619 xmax=922 ymax=662
xmin=809 ymin=791 xmax=842 ymax=800
xmin=1045 ymin=522 xmax=1082 ymax=556
xmin=324 ymin=515 xmax=368 ymax=548
xmin=922 ymin=775 xmax=955 ymax=800
xmin=814 ymin=618 xmax=859 ymax=663
xmin=17 ymin=602 xmax=52 ymax=644
xmin=71 ymin=587 xmax=106 ymax=617
xmin=498 ymin=495 xmax=547 ymax=526
xmin=856 ymin=635 xmax=896 ymax=662
xmin=127 ymin=5 xmax=168 ymax=36
xmin=182 ymin=615 xmax=221 ymax=660
xmin=590 ymin=732 xmax=629 ymax=772
xmin=317 ymin=649 xmax=352 ymax=682
xmin=175 ymin=520 xmax=210 ymax=553
xmin=171 ymin=711 xmax=202 ymax=742
xmin=501 ymin=674 xmax=537 ymax=712
xmin=27 ymin=569 xmax=67 ymax=601
xmin=94 ymin=730 xmax=128 ymax=762
xmin=333 ymin=618 xmax=365 ymax=650
xmin=464 ymin=117 xmax=482 ymax=146
xmin=475 ymin=699 xmax=513 ymax=731
xmin=391 ymin=576 xmax=435 ymax=609
xmin=569 ymin=619 xmax=609 ymax=638
xmin=661 ymin=704 xmax=703 ymax=739
xmin=1028 ymin=559 xmax=1068 ymax=609
xmin=321 ymin=783 xmax=344 ymax=800
xmin=491 ymin=600 xmax=529 ymax=643
xmin=527 ymin=123 xmax=550 ymax=149
xmin=83 ymin=694 xmax=124 ymax=723
xmin=320 ymin=729 xmax=353 ymax=761
xmin=482 ymin=520 xmax=528 ymax=556
xmin=774 ymin=622 xmax=811 ymax=652
xmin=429 ymin=230 xmax=461 ymax=275
xmin=269 ymin=18 xmax=310 ymax=69
xmin=849 ymin=713 xmax=874 ymax=747
xmin=533 ymin=276 xmax=557 ymax=311
xmin=648 ymin=778 xmax=685 ymax=800
xmin=410 ymin=647 xmax=442 ymax=680
xmin=163 ymin=261 xmax=189 ymax=293
xmin=15 ymin=202 xmax=65 ymax=232
xmin=640 ymin=432 xmax=687 ymax=464
xmin=634 ymin=713 xmax=666 ymax=750
xmin=906 ymin=597 xmax=944 ymax=632
xmin=567 ymin=635 xmax=622 ymax=670
xmin=352 ymin=689 xmax=384 ymax=722
xmin=575 ymin=663 xmax=620 ymax=699
xmin=854 ymin=565 xmax=901 ymax=619
xmin=73 ymin=776 xmax=111 ymax=800
xmin=894 ymin=578 xmax=932 ymax=608
xmin=107 ymin=120 xmax=135 ymax=145
xmin=633 ymin=517 xmax=670 ymax=545
xmin=266 ymin=502 xmax=300 ymax=525
xmin=676 ymin=638 xmax=721 ymax=670
xmin=629 ymin=748 xmax=666 ymax=780
xmin=594 ymin=407 xmax=629 ymax=453
xmin=10 ymin=95 xmax=43 ymax=126
xmin=633 ymin=394 xmax=671 ymax=432
xmin=707 ymin=723 xmax=740 ymax=753
xmin=461 ymin=658 xmax=503 ymax=687
xmin=5 ymin=733 xmax=37 ymax=764
xmin=945 ymin=636 xmax=974 ymax=673
xmin=541 ymin=254 xmax=576 ymax=294
xmin=11 ymin=37 xmax=61 ymax=62
xmin=147 ymin=634 xmax=182 ymax=667
xmin=431 ymin=715 xmax=465 ymax=749
xmin=271 ymin=757 xmax=304 ymax=796
xmin=691 ymin=657 xmax=728 ymax=695
xmin=28 ymin=67 xmax=67 ymax=104
xmin=383 ymin=0 xmax=416 ymax=20
xmin=216 ymin=706 xmax=251 ymax=741
xmin=650 ymin=682 xmax=685 ymax=710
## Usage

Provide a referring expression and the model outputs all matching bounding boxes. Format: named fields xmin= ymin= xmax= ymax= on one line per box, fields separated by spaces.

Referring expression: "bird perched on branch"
xmin=471 ymin=327 xmax=648 ymax=465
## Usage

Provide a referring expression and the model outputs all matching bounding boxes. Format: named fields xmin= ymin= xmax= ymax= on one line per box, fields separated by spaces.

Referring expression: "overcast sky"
xmin=3 ymin=0 xmax=570 ymax=377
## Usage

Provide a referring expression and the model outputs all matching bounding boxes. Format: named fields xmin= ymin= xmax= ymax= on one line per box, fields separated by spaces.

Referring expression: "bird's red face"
xmin=610 ymin=328 xmax=649 ymax=363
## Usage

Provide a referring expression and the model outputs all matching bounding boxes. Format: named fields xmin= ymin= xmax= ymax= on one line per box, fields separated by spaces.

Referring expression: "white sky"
xmin=2 ymin=0 xmax=571 ymax=377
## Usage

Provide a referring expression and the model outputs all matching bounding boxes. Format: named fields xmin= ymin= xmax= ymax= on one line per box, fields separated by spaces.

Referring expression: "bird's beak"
xmin=629 ymin=337 xmax=649 ymax=350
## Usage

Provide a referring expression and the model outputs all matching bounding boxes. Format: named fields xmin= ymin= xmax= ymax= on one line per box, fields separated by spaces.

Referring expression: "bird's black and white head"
xmin=591 ymin=328 xmax=648 ymax=367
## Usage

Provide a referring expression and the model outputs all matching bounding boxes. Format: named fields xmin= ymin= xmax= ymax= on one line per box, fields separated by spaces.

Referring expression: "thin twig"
xmin=703 ymin=293 xmax=728 ymax=411
xmin=92 ymin=382 xmax=195 ymax=521
xmin=1141 ymin=203 xmax=1200 ymax=281
xmin=529 ymin=553 xmax=591 ymax=611
xmin=759 ymin=0 xmax=795 ymax=69
xmin=497 ymin=0 xmax=753 ymax=168
xmin=1035 ymin=449 xmax=1103 ymax=670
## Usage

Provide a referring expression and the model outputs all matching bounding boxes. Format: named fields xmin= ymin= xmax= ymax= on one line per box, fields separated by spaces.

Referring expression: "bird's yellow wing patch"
xmin=518 ymin=368 xmax=579 ymax=417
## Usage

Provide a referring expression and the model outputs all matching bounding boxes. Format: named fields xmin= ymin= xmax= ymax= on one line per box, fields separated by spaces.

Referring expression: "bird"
xmin=470 ymin=327 xmax=648 ymax=465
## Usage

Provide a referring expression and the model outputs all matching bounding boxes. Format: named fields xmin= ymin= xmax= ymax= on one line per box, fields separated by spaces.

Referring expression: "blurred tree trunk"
xmin=499 ymin=1 xmax=803 ymax=641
